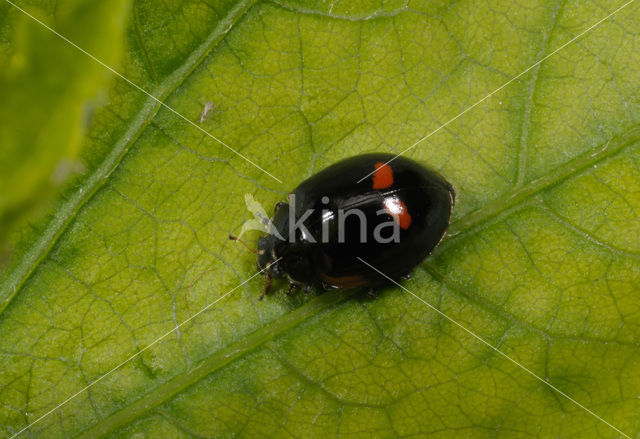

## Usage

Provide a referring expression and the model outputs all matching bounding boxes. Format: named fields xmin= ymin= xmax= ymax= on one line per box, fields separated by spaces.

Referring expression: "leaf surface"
xmin=0 ymin=0 xmax=129 ymax=252
xmin=1 ymin=0 xmax=639 ymax=438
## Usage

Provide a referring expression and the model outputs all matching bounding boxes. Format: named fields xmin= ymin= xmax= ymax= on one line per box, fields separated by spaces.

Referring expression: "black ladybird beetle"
xmin=234 ymin=153 xmax=454 ymax=299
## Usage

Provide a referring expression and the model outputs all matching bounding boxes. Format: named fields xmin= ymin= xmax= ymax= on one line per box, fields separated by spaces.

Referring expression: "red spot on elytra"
xmin=372 ymin=162 xmax=393 ymax=189
xmin=383 ymin=197 xmax=412 ymax=230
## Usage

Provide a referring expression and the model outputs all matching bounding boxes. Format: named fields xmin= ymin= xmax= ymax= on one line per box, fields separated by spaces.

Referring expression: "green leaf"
xmin=1 ymin=0 xmax=639 ymax=437
xmin=0 ymin=0 xmax=130 ymax=254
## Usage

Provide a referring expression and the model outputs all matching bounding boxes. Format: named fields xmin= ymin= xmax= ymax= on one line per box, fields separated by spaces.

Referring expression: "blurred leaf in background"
xmin=0 ymin=0 xmax=130 ymax=262
xmin=1 ymin=0 xmax=640 ymax=438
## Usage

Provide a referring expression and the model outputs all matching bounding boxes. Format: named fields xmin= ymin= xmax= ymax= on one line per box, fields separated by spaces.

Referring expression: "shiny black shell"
xmin=257 ymin=153 xmax=454 ymax=290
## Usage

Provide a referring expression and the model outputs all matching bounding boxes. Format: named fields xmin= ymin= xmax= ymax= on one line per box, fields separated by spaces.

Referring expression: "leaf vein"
xmin=0 ymin=0 xmax=259 ymax=317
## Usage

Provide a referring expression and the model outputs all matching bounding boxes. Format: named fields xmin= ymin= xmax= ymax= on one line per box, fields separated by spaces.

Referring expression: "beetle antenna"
xmin=229 ymin=234 xmax=258 ymax=255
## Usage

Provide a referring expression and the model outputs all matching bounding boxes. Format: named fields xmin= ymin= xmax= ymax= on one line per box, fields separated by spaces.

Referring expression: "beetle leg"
xmin=287 ymin=282 xmax=296 ymax=295
xmin=260 ymin=273 xmax=272 ymax=301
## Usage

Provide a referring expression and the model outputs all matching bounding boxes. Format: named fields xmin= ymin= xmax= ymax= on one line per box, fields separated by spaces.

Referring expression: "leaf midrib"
xmin=12 ymin=76 xmax=640 ymax=439
xmin=3 ymin=0 xmax=636 ymax=317
xmin=5 ymin=3 xmax=638 ymax=436
xmin=23 ymin=123 xmax=640 ymax=439
xmin=444 ymin=126 xmax=640 ymax=247
xmin=73 ymin=288 xmax=358 ymax=439
xmin=0 ymin=0 xmax=259 ymax=315
xmin=73 ymin=120 xmax=639 ymax=435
